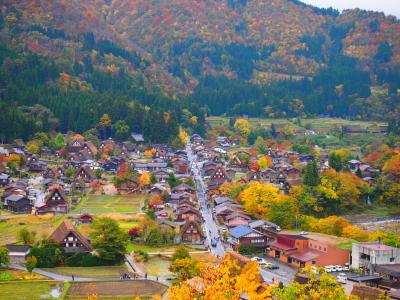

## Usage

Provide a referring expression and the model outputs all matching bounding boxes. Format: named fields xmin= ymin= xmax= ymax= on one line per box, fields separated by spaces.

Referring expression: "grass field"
xmin=0 ymin=280 xmax=64 ymax=299
xmin=71 ymin=194 xmax=146 ymax=214
xmin=66 ymin=280 xmax=167 ymax=299
xmin=0 ymin=214 xmax=65 ymax=245
xmin=127 ymin=243 xmax=179 ymax=253
xmin=207 ymin=116 xmax=386 ymax=135
xmin=138 ymin=256 xmax=172 ymax=277
xmin=41 ymin=266 xmax=128 ymax=278
xmin=0 ymin=269 xmax=47 ymax=280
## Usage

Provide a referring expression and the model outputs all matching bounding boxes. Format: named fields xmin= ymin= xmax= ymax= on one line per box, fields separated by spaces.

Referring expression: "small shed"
xmin=6 ymin=244 xmax=30 ymax=264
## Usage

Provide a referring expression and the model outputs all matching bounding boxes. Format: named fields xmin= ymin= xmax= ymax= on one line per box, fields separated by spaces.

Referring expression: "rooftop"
xmin=358 ymin=242 xmax=398 ymax=251
xmin=229 ymin=225 xmax=253 ymax=239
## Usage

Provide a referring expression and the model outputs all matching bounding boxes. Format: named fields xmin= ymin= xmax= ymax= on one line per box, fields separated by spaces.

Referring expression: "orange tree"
xmin=168 ymin=255 xmax=271 ymax=300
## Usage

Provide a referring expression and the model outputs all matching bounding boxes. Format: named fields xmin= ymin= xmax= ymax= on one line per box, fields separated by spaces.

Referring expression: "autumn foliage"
xmin=168 ymin=255 xmax=271 ymax=300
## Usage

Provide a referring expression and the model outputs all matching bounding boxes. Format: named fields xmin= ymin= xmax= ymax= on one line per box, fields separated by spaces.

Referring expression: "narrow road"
xmin=9 ymin=264 xmax=120 ymax=281
xmin=186 ymin=142 xmax=225 ymax=258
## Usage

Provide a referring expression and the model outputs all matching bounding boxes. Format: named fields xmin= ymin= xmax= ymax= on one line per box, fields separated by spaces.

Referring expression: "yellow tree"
xmin=8 ymin=154 xmax=21 ymax=166
xmin=258 ymin=156 xmax=273 ymax=169
xmin=272 ymin=271 xmax=351 ymax=300
xmin=168 ymin=255 xmax=271 ymax=300
xmin=239 ymin=182 xmax=282 ymax=219
xmin=144 ymin=148 xmax=156 ymax=157
xmin=234 ymin=118 xmax=251 ymax=137
xmin=179 ymin=127 xmax=189 ymax=145
xmin=138 ymin=172 xmax=151 ymax=188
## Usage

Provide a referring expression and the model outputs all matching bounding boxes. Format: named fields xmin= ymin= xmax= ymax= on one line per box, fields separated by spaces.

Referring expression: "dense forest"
xmin=0 ymin=0 xmax=400 ymax=141
xmin=0 ymin=43 xmax=205 ymax=142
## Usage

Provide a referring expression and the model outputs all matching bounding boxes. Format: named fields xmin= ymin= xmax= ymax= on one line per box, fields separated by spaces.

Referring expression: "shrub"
xmin=134 ymin=250 xmax=149 ymax=263
xmin=238 ymin=244 xmax=258 ymax=255
xmin=66 ymin=253 xmax=108 ymax=267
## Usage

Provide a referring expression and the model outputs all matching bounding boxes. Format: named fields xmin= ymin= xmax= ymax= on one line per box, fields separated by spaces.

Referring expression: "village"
xmin=0 ymin=117 xmax=400 ymax=299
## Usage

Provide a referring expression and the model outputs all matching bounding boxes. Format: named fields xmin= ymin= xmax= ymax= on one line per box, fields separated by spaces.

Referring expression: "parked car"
xmin=268 ymin=264 xmax=279 ymax=270
xmin=337 ymin=273 xmax=347 ymax=284
xmin=335 ymin=265 xmax=344 ymax=272
xmin=324 ymin=266 xmax=333 ymax=273
xmin=211 ymin=238 xmax=217 ymax=247
xmin=330 ymin=266 xmax=338 ymax=272
xmin=343 ymin=264 xmax=350 ymax=272
xmin=251 ymin=257 xmax=269 ymax=265
xmin=300 ymin=231 xmax=308 ymax=235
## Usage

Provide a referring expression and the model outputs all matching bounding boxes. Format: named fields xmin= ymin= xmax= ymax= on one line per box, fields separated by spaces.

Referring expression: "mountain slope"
xmin=0 ymin=0 xmax=399 ymax=125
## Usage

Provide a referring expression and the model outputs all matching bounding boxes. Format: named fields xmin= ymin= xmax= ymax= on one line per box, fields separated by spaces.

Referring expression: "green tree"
xmin=303 ymin=161 xmax=320 ymax=187
xmin=29 ymin=239 xmax=64 ymax=268
xmin=374 ymin=42 xmax=393 ymax=63
xmin=171 ymin=245 xmax=190 ymax=262
xmin=268 ymin=198 xmax=298 ymax=229
xmin=150 ymin=173 xmax=157 ymax=184
xmin=89 ymin=218 xmax=129 ymax=264
xmin=112 ymin=120 xmax=130 ymax=141
xmin=52 ymin=133 xmax=65 ymax=150
xmin=95 ymin=168 xmax=102 ymax=179
xmin=254 ymin=136 xmax=266 ymax=154
xmin=18 ymin=228 xmax=36 ymax=245
xmin=25 ymin=256 xmax=37 ymax=272
xmin=329 ymin=153 xmax=342 ymax=172
xmin=167 ymin=173 xmax=181 ymax=188
xmin=0 ymin=247 xmax=9 ymax=267
xmin=65 ymin=165 xmax=75 ymax=180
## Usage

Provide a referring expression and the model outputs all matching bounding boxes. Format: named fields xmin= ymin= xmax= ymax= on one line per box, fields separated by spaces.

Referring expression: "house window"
xmin=390 ymin=257 xmax=395 ymax=262
xmin=312 ymin=261 xmax=316 ymax=265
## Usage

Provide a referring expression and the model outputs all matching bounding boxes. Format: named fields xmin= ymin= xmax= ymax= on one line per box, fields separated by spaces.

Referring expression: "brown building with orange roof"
xmin=268 ymin=234 xmax=349 ymax=268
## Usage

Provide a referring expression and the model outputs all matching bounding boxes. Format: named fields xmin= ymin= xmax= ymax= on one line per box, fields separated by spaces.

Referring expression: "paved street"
xmin=186 ymin=141 xmax=295 ymax=285
xmin=186 ymin=142 xmax=225 ymax=257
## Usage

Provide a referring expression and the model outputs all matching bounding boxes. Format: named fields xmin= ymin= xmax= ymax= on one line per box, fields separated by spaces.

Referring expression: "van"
xmin=337 ymin=273 xmax=347 ymax=284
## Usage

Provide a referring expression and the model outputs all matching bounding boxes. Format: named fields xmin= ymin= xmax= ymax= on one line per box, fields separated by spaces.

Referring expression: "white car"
xmin=343 ymin=265 xmax=350 ymax=272
xmin=251 ymin=257 xmax=268 ymax=265
xmin=330 ymin=266 xmax=338 ymax=272
xmin=335 ymin=265 xmax=344 ymax=272
xmin=337 ymin=273 xmax=347 ymax=284
xmin=324 ymin=266 xmax=333 ymax=273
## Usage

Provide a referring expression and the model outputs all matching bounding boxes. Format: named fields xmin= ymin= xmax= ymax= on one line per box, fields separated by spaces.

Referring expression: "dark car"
xmin=268 ymin=264 xmax=279 ymax=270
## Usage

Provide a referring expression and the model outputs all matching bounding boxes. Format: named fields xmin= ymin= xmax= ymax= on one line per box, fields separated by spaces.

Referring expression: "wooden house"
xmin=180 ymin=220 xmax=205 ymax=244
xmin=49 ymin=219 xmax=92 ymax=254
xmin=74 ymin=164 xmax=96 ymax=183
xmin=4 ymin=194 xmax=32 ymax=213
xmin=36 ymin=186 xmax=68 ymax=214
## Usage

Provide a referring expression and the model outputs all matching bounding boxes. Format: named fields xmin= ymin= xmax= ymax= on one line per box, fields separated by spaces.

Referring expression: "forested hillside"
xmin=0 ymin=0 xmax=400 ymax=141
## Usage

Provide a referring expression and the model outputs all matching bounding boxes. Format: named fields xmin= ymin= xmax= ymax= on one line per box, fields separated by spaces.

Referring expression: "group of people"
xmin=120 ymin=273 xmax=139 ymax=280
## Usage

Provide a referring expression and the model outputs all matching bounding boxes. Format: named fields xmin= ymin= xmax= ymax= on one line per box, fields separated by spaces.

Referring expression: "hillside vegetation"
xmin=0 ymin=0 xmax=400 ymax=140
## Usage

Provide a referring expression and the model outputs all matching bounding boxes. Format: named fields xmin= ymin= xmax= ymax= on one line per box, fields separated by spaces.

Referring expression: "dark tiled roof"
xmin=6 ymin=244 xmax=30 ymax=252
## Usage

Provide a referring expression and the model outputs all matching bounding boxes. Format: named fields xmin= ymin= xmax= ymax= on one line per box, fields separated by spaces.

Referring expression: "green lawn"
xmin=41 ymin=266 xmax=128 ymax=278
xmin=0 ymin=281 xmax=64 ymax=299
xmin=139 ymin=256 xmax=172 ymax=277
xmin=336 ymin=239 xmax=357 ymax=251
xmin=71 ymin=194 xmax=146 ymax=214
xmin=127 ymin=243 xmax=179 ymax=253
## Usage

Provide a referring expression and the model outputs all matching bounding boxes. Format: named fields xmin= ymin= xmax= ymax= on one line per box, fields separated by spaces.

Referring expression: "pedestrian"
xmin=145 ymin=273 xmax=147 ymax=279
xmin=156 ymin=276 xmax=158 ymax=281
xmin=72 ymin=275 xmax=74 ymax=281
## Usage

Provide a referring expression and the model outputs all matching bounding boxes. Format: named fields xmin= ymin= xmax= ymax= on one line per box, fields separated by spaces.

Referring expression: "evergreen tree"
xmin=303 ymin=161 xmax=320 ymax=187
xmin=329 ymin=153 xmax=342 ymax=172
